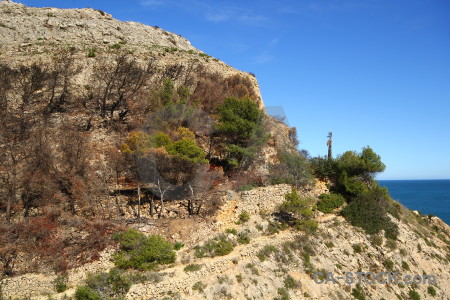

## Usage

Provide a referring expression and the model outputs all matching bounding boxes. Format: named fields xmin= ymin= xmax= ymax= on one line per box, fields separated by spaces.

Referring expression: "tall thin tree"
xmin=327 ymin=132 xmax=333 ymax=160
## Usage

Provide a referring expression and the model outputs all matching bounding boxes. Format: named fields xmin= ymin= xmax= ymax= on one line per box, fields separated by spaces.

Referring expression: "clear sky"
xmin=15 ymin=0 xmax=450 ymax=180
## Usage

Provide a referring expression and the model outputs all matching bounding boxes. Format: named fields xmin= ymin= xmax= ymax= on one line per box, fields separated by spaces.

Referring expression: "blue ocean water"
xmin=378 ymin=180 xmax=450 ymax=225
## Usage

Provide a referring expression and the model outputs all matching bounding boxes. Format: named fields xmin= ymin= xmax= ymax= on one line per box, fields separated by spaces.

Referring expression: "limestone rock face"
xmin=0 ymin=1 xmax=195 ymax=51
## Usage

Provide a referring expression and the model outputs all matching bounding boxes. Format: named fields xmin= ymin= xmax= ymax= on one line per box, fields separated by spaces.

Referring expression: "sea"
xmin=378 ymin=180 xmax=450 ymax=225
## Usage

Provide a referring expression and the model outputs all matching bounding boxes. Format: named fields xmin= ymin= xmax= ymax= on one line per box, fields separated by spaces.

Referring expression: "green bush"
xmin=269 ymin=150 xmax=314 ymax=188
xmin=408 ymin=290 xmax=420 ymax=300
xmin=246 ymin=263 xmax=260 ymax=275
xmin=257 ymin=245 xmax=278 ymax=262
xmin=113 ymin=229 xmax=175 ymax=270
xmin=83 ymin=269 xmax=131 ymax=298
xmin=54 ymin=276 xmax=68 ymax=293
xmin=309 ymin=156 xmax=338 ymax=180
xmin=294 ymin=220 xmax=318 ymax=233
xmin=427 ymin=286 xmax=437 ymax=296
xmin=194 ymin=234 xmax=234 ymax=258
xmin=109 ymin=43 xmax=121 ymax=49
xmin=173 ymin=241 xmax=184 ymax=250
xmin=280 ymin=189 xmax=314 ymax=227
xmin=238 ymin=211 xmax=250 ymax=223
xmin=370 ymin=235 xmax=383 ymax=247
xmin=386 ymin=239 xmax=397 ymax=251
xmin=266 ymin=221 xmax=288 ymax=235
xmin=383 ymin=260 xmax=394 ymax=271
xmin=192 ymin=281 xmax=207 ymax=293
xmin=284 ymin=275 xmax=299 ymax=289
xmin=237 ymin=231 xmax=251 ymax=244
xmin=325 ymin=241 xmax=334 ymax=248
xmin=276 ymin=287 xmax=290 ymax=300
xmin=75 ymin=286 xmax=101 ymax=300
xmin=342 ymin=187 xmax=399 ymax=239
xmin=87 ymin=48 xmax=96 ymax=58
xmin=316 ymin=193 xmax=345 ymax=213
xmin=351 ymin=284 xmax=366 ymax=300
xmin=352 ymin=244 xmax=363 ymax=253
xmin=225 ymin=228 xmax=238 ymax=235
xmin=402 ymin=261 xmax=410 ymax=271
xmin=184 ymin=264 xmax=202 ymax=272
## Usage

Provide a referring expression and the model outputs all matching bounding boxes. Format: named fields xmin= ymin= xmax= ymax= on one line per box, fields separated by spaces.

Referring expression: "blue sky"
xmin=16 ymin=0 xmax=450 ymax=180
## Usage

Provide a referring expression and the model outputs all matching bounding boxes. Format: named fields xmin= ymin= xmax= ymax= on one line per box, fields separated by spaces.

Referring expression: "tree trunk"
xmin=150 ymin=194 xmax=154 ymax=217
xmin=188 ymin=185 xmax=194 ymax=215
xmin=158 ymin=197 xmax=164 ymax=219
xmin=137 ymin=185 xmax=141 ymax=220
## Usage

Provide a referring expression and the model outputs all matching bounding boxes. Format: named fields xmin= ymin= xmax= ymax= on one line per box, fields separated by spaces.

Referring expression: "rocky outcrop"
xmin=0 ymin=1 xmax=194 ymax=52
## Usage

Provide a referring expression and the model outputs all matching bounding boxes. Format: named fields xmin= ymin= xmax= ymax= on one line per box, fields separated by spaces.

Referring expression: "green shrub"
xmin=194 ymin=234 xmax=234 ymax=258
xmin=294 ymin=220 xmax=318 ymax=233
xmin=427 ymin=286 xmax=437 ymax=296
xmin=316 ymin=193 xmax=345 ymax=213
xmin=109 ymin=43 xmax=121 ymax=49
xmin=402 ymin=261 xmax=410 ymax=271
xmin=351 ymin=284 xmax=366 ymax=300
xmin=257 ymin=245 xmax=278 ymax=262
xmin=352 ymin=244 xmax=363 ymax=253
xmin=239 ymin=184 xmax=258 ymax=191
xmin=173 ymin=241 xmax=184 ymax=250
xmin=237 ymin=231 xmax=250 ymax=244
xmin=284 ymin=275 xmax=299 ymax=289
xmin=246 ymin=263 xmax=260 ymax=275
xmin=236 ymin=274 xmax=243 ymax=283
xmin=266 ymin=221 xmax=288 ymax=235
xmin=342 ymin=187 xmax=399 ymax=239
xmin=87 ymin=48 xmax=96 ymax=57
xmin=279 ymin=189 xmax=316 ymax=233
xmin=184 ymin=264 xmax=202 ymax=272
xmin=113 ymin=229 xmax=175 ymax=270
xmin=75 ymin=286 xmax=101 ymax=300
xmin=269 ymin=150 xmax=314 ymax=188
xmin=83 ymin=269 xmax=131 ymax=298
xmin=370 ymin=234 xmax=383 ymax=247
xmin=276 ymin=287 xmax=290 ymax=300
xmin=386 ymin=239 xmax=397 ymax=251
xmin=408 ymin=290 xmax=420 ymax=300
xmin=325 ymin=241 xmax=334 ymax=248
xmin=225 ymin=228 xmax=237 ymax=235
xmin=238 ymin=211 xmax=250 ymax=223
xmin=383 ymin=260 xmax=394 ymax=271
xmin=192 ymin=281 xmax=207 ymax=293
xmin=54 ymin=276 xmax=68 ymax=293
